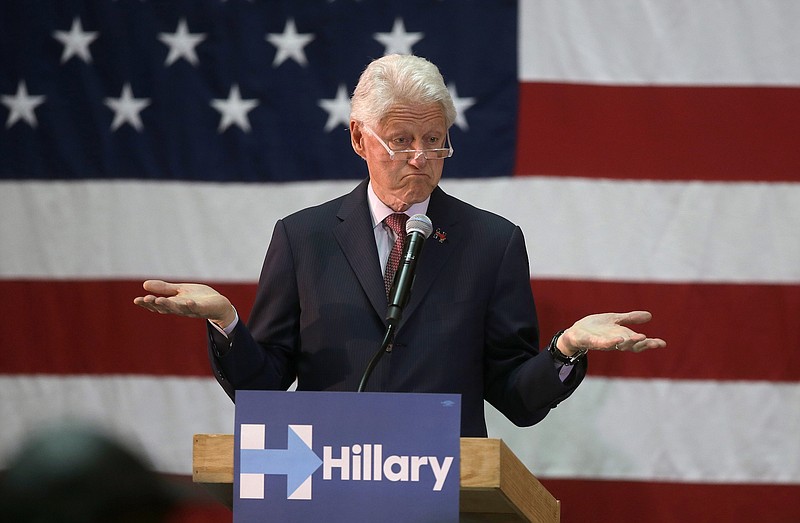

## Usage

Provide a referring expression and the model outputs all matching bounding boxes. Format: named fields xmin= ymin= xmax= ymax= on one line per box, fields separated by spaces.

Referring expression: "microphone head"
xmin=406 ymin=214 xmax=433 ymax=239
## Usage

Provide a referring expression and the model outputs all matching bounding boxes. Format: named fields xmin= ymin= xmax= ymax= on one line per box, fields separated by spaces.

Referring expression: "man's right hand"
xmin=133 ymin=279 xmax=236 ymax=330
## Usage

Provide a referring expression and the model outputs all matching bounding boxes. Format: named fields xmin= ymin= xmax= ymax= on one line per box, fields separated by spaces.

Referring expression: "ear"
xmin=350 ymin=120 xmax=367 ymax=160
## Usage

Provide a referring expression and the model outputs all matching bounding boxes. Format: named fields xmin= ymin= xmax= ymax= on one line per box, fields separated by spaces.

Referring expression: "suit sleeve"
xmin=207 ymin=220 xmax=299 ymax=400
xmin=482 ymin=226 xmax=587 ymax=426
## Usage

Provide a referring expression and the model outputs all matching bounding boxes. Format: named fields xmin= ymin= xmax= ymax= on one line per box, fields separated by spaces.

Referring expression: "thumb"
xmin=142 ymin=279 xmax=179 ymax=295
xmin=617 ymin=310 xmax=653 ymax=326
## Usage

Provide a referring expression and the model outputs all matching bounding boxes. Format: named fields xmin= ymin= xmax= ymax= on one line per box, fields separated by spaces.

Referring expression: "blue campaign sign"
xmin=233 ymin=390 xmax=461 ymax=523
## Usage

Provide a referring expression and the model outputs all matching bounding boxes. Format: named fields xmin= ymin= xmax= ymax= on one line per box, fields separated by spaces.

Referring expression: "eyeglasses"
xmin=362 ymin=125 xmax=454 ymax=161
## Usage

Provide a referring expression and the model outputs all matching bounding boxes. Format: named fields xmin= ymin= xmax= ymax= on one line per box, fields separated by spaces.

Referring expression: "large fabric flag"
xmin=1 ymin=2 xmax=798 ymax=522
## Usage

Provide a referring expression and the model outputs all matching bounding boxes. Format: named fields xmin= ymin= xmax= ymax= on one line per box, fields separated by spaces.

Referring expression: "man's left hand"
xmin=557 ymin=310 xmax=667 ymax=356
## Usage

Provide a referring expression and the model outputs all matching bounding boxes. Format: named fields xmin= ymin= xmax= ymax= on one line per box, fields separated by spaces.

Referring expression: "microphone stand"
xmin=357 ymin=323 xmax=395 ymax=393
xmin=357 ymin=214 xmax=432 ymax=393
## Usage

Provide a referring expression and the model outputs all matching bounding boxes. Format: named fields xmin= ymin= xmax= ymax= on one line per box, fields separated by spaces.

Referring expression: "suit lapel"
xmin=333 ymin=179 xmax=388 ymax=320
xmin=333 ymin=182 xmax=462 ymax=328
xmin=397 ymin=186 xmax=460 ymax=328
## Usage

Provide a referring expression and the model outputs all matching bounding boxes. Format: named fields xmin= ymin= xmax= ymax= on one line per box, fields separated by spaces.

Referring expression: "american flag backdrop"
xmin=1 ymin=1 xmax=799 ymax=522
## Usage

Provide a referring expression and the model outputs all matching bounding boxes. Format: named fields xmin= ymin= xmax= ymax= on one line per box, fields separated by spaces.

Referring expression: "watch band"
xmin=547 ymin=329 xmax=588 ymax=365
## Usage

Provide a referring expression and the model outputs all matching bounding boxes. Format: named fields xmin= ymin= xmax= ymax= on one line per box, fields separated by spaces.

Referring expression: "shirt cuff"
xmin=556 ymin=361 xmax=575 ymax=382
xmin=208 ymin=308 xmax=239 ymax=337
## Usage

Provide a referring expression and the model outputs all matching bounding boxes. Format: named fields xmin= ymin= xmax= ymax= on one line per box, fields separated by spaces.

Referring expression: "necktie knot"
xmin=384 ymin=213 xmax=408 ymax=237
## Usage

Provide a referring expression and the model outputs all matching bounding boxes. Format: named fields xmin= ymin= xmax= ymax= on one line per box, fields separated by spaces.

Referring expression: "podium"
xmin=193 ymin=434 xmax=560 ymax=522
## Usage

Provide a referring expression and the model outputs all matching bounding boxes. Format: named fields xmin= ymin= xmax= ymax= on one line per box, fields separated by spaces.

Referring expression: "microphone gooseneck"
xmin=385 ymin=214 xmax=433 ymax=326
xmin=358 ymin=214 xmax=433 ymax=392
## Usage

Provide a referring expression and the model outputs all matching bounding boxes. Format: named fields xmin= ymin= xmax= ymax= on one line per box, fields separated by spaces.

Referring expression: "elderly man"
xmin=135 ymin=54 xmax=665 ymax=437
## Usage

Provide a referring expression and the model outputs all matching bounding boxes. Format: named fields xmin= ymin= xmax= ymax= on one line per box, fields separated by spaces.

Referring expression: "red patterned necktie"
xmin=383 ymin=213 xmax=408 ymax=297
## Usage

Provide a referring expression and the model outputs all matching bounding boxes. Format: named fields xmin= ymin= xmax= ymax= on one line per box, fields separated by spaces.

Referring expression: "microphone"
xmin=358 ymin=214 xmax=433 ymax=393
xmin=385 ymin=214 xmax=433 ymax=326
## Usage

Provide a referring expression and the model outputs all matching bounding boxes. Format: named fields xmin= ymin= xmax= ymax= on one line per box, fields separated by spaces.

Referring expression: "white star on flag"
xmin=374 ymin=18 xmax=423 ymax=55
xmin=104 ymin=83 xmax=151 ymax=132
xmin=266 ymin=18 xmax=315 ymax=67
xmin=158 ymin=18 xmax=207 ymax=67
xmin=211 ymin=84 xmax=259 ymax=133
xmin=447 ymin=83 xmax=477 ymax=131
xmin=318 ymin=84 xmax=351 ymax=132
xmin=2 ymin=81 xmax=46 ymax=129
xmin=52 ymin=17 xmax=99 ymax=64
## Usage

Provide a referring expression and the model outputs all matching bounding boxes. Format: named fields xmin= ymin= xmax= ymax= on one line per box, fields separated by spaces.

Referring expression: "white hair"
xmin=350 ymin=54 xmax=457 ymax=128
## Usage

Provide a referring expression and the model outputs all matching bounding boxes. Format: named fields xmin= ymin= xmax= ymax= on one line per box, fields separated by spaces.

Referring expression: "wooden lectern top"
xmin=193 ymin=434 xmax=560 ymax=523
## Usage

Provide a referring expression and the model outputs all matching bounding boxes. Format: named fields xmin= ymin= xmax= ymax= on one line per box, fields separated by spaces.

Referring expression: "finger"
xmin=134 ymin=296 xmax=173 ymax=314
xmin=142 ymin=279 xmax=180 ymax=296
xmin=152 ymin=295 xmax=191 ymax=314
xmin=156 ymin=296 xmax=213 ymax=319
xmin=133 ymin=294 xmax=161 ymax=307
xmin=615 ymin=310 xmax=653 ymax=326
xmin=646 ymin=338 xmax=667 ymax=350
xmin=629 ymin=338 xmax=667 ymax=352
xmin=608 ymin=339 xmax=625 ymax=351
xmin=619 ymin=331 xmax=646 ymax=343
xmin=613 ymin=332 xmax=645 ymax=351
xmin=133 ymin=297 xmax=157 ymax=311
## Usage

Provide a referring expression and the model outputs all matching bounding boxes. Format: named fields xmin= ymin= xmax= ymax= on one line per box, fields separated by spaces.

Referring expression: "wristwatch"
xmin=547 ymin=329 xmax=588 ymax=365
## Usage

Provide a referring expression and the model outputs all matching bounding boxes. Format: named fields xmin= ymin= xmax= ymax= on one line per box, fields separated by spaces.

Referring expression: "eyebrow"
xmin=383 ymin=127 xmax=445 ymax=138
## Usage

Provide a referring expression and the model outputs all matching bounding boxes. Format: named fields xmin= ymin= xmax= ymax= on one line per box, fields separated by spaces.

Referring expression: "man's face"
xmin=351 ymin=103 xmax=448 ymax=212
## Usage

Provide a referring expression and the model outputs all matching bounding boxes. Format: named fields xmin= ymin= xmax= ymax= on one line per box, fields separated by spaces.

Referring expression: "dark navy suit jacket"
xmin=208 ymin=179 xmax=585 ymax=437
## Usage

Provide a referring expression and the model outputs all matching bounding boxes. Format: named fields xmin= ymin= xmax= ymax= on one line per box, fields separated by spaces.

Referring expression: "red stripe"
xmin=168 ymin=504 xmax=229 ymax=523
xmin=533 ymin=278 xmax=800 ymax=382
xmin=0 ymin=280 xmax=256 ymax=376
xmin=141 ymin=475 xmax=800 ymax=523
xmin=2 ymin=279 xmax=799 ymax=381
xmin=515 ymin=82 xmax=800 ymax=182
xmin=540 ymin=478 xmax=800 ymax=523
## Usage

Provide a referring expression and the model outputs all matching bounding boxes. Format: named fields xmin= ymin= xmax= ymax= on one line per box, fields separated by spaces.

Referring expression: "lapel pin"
xmin=433 ymin=228 xmax=447 ymax=243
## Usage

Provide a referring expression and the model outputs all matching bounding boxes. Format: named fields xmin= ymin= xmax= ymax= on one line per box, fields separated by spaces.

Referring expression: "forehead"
xmin=379 ymin=103 xmax=447 ymax=132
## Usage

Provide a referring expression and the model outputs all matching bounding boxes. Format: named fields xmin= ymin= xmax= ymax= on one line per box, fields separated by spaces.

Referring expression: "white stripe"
xmin=0 ymin=179 xmax=353 ymax=282
xmin=2 ymin=179 xmax=798 ymax=283
xmin=3 ymin=375 xmax=797 ymax=484
xmin=443 ymin=177 xmax=800 ymax=284
xmin=486 ymin=377 xmax=800 ymax=484
xmin=0 ymin=375 xmax=234 ymax=475
xmin=519 ymin=0 xmax=800 ymax=85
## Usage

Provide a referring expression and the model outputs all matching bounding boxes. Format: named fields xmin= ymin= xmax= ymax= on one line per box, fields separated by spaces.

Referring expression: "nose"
xmin=408 ymin=150 xmax=428 ymax=164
